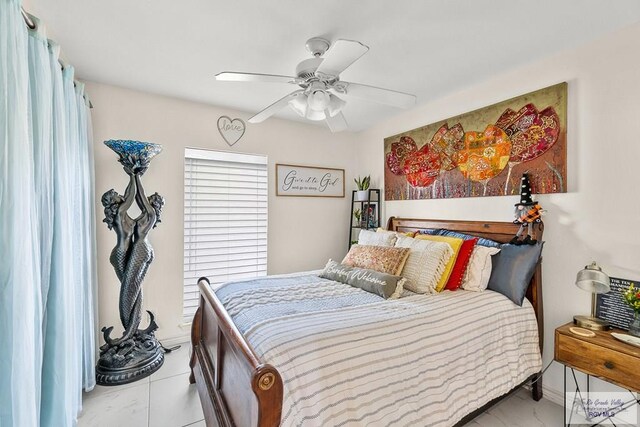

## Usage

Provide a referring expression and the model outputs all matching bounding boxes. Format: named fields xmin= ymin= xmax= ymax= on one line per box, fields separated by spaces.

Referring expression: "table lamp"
xmin=573 ymin=261 xmax=611 ymax=330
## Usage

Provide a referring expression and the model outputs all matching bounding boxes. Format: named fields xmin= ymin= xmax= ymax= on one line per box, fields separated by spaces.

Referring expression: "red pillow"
xmin=444 ymin=238 xmax=478 ymax=290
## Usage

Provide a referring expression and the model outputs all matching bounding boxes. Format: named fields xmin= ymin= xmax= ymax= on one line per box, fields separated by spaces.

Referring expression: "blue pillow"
xmin=487 ymin=242 xmax=543 ymax=306
xmin=417 ymin=229 xmax=500 ymax=248
xmin=416 ymin=228 xmax=441 ymax=236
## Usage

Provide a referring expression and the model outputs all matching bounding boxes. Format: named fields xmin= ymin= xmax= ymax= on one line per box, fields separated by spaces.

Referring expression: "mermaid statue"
xmin=96 ymin=140 xmax=166 ymax=386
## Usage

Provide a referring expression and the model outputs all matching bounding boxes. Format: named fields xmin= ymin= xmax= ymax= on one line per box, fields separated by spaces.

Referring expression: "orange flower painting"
xmin=384 ymin=83 xmax=567 ymax=200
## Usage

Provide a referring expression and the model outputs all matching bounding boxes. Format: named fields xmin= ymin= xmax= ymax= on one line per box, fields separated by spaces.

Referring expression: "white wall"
xmin=87 ymin=20 xmax=640 ymax=400
xmin=354 ymin=22 xmax=640 ymax=399
xmin=88 ymin=81 xmax=358 ymax=342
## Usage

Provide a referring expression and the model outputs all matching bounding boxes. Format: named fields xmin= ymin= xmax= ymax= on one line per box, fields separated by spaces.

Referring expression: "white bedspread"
xmin=217 ymin=273 xmax=542 ymax=427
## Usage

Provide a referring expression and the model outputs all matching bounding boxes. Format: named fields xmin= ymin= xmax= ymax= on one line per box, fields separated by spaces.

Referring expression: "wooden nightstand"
xmin=555 ymin=322 xmax=640 ymax=391
xmin=555 ymin=322 xmax=640 ymax=426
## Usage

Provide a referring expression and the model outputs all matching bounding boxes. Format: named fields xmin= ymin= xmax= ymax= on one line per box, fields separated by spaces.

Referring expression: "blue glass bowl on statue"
xmin=104 ymin=140 xmax=162 ymax=172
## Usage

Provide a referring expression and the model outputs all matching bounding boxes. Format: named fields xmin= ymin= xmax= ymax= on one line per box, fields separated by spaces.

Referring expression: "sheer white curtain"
xmin=0 ymin=1 xmax=98 ymax=425
xmin=76 ymin=81 xmax=98 ymax=392
xmin=0 ymin=1 xmax=41 ymax=425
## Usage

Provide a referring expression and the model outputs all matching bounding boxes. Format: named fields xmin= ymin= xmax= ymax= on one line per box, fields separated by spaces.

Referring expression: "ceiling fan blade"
xmin=248 ymin=90 xmax=304 ymax=123
xmin=215 ymin=71 xmax=300 ymax=85
xmin=325 ymin=111 xmax=348 ymax=133
xmin=315 ymin=40 xmax=369 ymax=79
xmin=337 ymin=82 xmax=416 ymax=109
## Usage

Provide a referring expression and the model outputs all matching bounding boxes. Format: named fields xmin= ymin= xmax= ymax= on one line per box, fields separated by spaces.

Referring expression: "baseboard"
xmin=158 ymin=333 xmax=190 ymax=348
xmin=542 ymin=384 xmax=565 ymax=406
xmin=522 ymin=382 xmax=564 ymax=406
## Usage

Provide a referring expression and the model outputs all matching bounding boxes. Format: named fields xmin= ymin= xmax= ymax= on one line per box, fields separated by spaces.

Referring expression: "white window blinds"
xmin=183 ymin=148 xmax=268 ymax=323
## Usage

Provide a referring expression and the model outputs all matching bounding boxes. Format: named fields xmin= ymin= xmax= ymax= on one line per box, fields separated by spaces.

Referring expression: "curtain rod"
xmin=20 ymin=6 xmax=93 ymax=109
xmin=21 ymin=7 xmax=36 ymax=29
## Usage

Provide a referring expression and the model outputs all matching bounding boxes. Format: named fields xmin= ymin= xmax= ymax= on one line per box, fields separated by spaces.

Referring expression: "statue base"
xmin=96 ymin=329 xmax=164 ymax=386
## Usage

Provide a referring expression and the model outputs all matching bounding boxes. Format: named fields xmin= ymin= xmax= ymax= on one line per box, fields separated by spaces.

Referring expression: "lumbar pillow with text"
xmin=342 ymin=244 xmax=410 ymax=276
xmin=319 ymin=259 xmax=406 ymax=299
xmin=357 ymin=228 xmax=397 ymax=247
xmin=394 ymin=234 xmax=453 ymax=294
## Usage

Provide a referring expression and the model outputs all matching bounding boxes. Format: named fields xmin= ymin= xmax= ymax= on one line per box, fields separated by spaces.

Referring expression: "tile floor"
xmin=466 ymin=389 xmax=564 ymax=426
xmin=79 ymin=345 xmax=568 ymax=426
xmin=79 ymin=343 xmax=204 ymax=427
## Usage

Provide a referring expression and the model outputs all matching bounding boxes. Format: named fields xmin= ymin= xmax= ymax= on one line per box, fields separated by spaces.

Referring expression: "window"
xmin=183 ymin=148 xmax=268 ymax=323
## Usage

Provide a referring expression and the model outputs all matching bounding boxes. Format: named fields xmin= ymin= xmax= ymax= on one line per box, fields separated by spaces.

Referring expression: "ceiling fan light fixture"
xmin=326 ymin=93 xmax=346 ymax=117
xmin=221 ymin=38 xmax=416 ymax=131
xmin=288 ymin=94 xmax=308 ymax=117
xmin=307 ymin=89 xmax=330 ymax=111
xmin=305 ymin=108 xmax=326 ymax=121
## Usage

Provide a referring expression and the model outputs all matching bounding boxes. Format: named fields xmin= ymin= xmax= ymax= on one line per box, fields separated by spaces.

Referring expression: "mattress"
xmin=216 ymin=272 xmax=542 ymax=427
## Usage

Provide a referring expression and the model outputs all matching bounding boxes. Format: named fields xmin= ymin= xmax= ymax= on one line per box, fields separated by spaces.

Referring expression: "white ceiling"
xmin=29 ymin=0 xmax=640 ymax=132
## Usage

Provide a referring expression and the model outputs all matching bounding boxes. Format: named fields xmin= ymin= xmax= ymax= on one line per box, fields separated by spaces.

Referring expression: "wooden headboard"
xmin=387 ymin=217 xmax=545 ymax=353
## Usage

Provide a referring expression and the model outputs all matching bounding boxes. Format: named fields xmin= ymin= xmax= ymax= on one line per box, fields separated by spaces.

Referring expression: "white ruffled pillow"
xmin=461 ymin=246 xmax=501 ymax=291
xmin=358 ymin=229 xmax=397 ymax=247
xmin=394 ymin=235 xmax=453 ymax=294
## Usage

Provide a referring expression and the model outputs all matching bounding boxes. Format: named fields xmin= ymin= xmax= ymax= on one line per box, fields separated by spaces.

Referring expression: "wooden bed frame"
xmin=189 ymin=217 xmax=545 ymax=427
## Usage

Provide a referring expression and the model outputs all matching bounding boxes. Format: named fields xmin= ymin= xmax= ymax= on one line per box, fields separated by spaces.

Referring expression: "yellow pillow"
xmin=377 ymin=227 xmax=415 ymax=238
xmin=414 ymin=234 xmax=463 ymax=292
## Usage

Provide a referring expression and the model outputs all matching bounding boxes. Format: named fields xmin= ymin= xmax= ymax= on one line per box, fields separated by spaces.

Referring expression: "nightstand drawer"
xmin=555 ymin=332 xmax=640 ymax=391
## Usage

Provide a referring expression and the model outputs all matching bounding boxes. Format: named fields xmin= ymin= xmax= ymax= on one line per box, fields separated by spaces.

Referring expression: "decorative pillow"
xmin=414 ymin=235 xmax=464 ymax=292
xmin=394 ymin=236 xmax=453 ymax=294
xmin=377 ymin=228 xmax=416 ymax=238
xmin=487 ymin=242 xmax=543 ymax=306
xmin=444 ymin=238 xmax=478 ymax=291
xmin=416 ymin=228 xmax=440 ymax=236
xmin=358 ymin=229 xmax=397 ymax=247
xmin=319 ymin=259 xmax=406 ymax=299
xmin=417 ymin=229 xmax=500 ymax=248
xmin=342 ymin=244 xmax=410 ymax=276
xmin=461 ymin=245 xmax=501 ymax=292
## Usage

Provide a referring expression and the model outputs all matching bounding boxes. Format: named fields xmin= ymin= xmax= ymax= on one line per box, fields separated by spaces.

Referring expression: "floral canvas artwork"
xmin=384 ymin=83 xmax=567 ymax=200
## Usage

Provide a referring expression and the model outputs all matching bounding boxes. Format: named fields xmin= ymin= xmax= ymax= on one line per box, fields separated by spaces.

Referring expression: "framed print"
xmin=276 ymin=164 xmax=345 ymax=197
xmin=384 ymin=82 xmax=567 ymax=200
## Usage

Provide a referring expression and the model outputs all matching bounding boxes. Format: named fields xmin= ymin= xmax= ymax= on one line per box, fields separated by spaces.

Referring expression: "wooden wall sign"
xmin=275 ymin=164 xmax=345 ymax=197
xmin=596 ymin=277 xmax=638 ymax=331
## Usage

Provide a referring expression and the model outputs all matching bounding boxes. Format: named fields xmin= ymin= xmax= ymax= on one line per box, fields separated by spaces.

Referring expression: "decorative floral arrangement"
xmin=622 ymin=284 xmax=640 ymax=314
xmin=354 ymin=208 xmax=361 ymax=223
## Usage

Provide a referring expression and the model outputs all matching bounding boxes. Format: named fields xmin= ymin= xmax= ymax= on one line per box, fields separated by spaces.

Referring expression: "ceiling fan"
xmin=215 ymin=37 xmax=417 ymax=132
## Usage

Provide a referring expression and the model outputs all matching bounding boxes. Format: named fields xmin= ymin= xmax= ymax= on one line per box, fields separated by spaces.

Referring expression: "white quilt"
xmin=217 ymin=273 xmax=542 ymax=427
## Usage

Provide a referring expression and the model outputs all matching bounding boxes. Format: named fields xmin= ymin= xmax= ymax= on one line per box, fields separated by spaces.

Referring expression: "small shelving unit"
xmin=348 ymin=189 xmax=381 ymax=250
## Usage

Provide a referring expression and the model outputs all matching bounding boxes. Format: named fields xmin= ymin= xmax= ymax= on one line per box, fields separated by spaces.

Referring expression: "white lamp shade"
xmin=307 ymin=89 xmax=330 ymax=111
xmin=305 ymin=108 xmax=326 ymax=121
xmin=326 ymin=94 xmax=346 ymax=117
xmin=288 ymin=94 xmax=308 ymax=117
xmin=288 ymin=90 xmax=345 ymax=122
xmin=575 ymin=262 xmax=610 ymax=294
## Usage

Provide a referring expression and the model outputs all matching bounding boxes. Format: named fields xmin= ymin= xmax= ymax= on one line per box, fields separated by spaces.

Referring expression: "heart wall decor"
xmin=217 ymin=116 xmax=246 ymax=146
